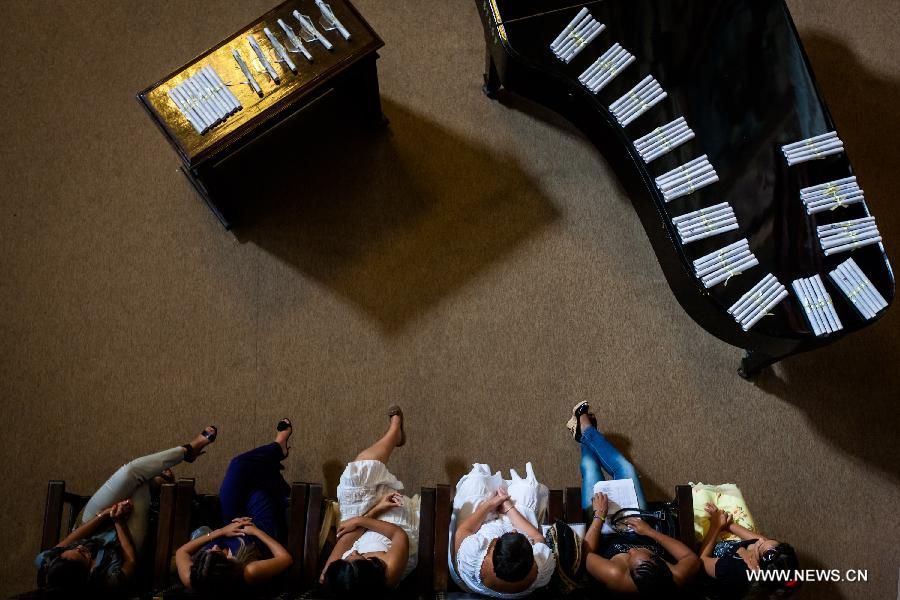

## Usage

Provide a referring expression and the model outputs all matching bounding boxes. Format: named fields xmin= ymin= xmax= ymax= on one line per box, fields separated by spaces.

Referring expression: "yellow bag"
xmin=689 ymin=482 xmax=756 ymax=543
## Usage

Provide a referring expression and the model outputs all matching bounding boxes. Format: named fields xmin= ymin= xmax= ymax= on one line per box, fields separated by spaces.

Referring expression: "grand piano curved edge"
xmin=475 ymin=0 xmax=895 ymax=377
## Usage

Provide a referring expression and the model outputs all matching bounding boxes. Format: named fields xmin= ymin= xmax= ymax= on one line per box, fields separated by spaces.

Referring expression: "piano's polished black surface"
xmin=477 ymin=0 xmax=894 ymax=376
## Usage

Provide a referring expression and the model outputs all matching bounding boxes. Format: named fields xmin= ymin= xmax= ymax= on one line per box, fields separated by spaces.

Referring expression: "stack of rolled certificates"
xmin=167 ymin=67 xmax=242 ymax=135
xmin=550 ymin=8 xmax=604 ymax=63
xmin=633 ymin=117 xmax=695 ymax=163
xmin=781 ymin=132 xmax=844 ymax=166
xmin=610 ymin=76 xmax=666 ymax=127
xmin=828 ymin=257 xmax=889 ymax=320
xmin=692 ymin=239 xmax=758 ymax=288
xmin=672 ymin=202 xmax=738 ymax=244
xmin=816 ymin=217 xmax=882 ymax=256
xmin=727 ymin=274 xmax=789 ymax=331
xmin=655 ymin=155 xmax=719 ymax=202
xmin=800 ymin=176 xmax=864 ymax=214
xmin=578 ymin=43 xmax=635 ymax=94
xmin=791 ymin=274 xmax=843 ymax=336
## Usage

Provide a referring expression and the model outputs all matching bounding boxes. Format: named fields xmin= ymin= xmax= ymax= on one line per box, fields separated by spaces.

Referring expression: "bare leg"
xmin=354 ymin=413 xmax=403 ymax=464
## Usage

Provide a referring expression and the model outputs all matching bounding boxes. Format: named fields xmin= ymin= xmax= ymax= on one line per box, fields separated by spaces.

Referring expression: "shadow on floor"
xmin=227 ymin=98 xmax=560 ymax=334
xmin=754 ymin=31 xmax=899 ymax=484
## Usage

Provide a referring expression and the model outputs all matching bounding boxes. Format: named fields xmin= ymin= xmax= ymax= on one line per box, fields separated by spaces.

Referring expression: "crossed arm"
xmin=56 ymin=500 xmax=137 ymax=578
xmin=175 ymin=518 xmax=293 ymax=587
xmin=699 ymin=503 xmax=762 ymax=577
xmin=321 ymin=493 xmax=410 ymax=588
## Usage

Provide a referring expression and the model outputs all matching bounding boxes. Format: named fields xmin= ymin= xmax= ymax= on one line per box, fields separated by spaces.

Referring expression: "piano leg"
xmin=738 ymin=350 xmax=783 ymax=380
xmin=483 ymin=52 xmax=501 ymax=99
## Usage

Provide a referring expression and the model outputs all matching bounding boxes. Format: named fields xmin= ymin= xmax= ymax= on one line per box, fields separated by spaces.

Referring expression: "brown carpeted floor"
xmin=1 ymin=1 xmax=898 ymax=598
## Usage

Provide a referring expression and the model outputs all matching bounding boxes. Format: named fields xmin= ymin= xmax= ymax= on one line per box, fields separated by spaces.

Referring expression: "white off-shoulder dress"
xmin=337 ymin=459 xmax=420 ymax=580
xmin=448 ymin=463 xmax=554 ymax=598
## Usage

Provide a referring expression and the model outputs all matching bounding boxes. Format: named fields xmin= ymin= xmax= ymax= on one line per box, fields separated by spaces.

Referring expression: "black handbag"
xmin=609 ymin=503 xmax=680 ymax=539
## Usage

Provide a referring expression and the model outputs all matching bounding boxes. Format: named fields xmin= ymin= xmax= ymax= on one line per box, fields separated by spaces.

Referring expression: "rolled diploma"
xmin=800 ymin=278 xmax=829 ymax=334
xmin=563 ymin=22 xmax=604 ymax=62
xmin=583 ymin=51 xmax=625 ymax=87
xmin=743 ymin=290 xmax=788 ymax=331
xmin=813 ymin=276 xmax=842 ymax=332
xmin=552 ymin=7 xmax=590 ymax=49
xmin=316 ymin=0 xmax=350 ymax=40
xmin=167 ymin=89 xmax=204 ymax=134
xmin=556 ymin=17 xmax=596 ymax=57
xmin=696 ymin=249 xmax=751 ymax=278
xmin=802 ymin=182 xmax=859 ymax=200
xmin=636 ymin=118 xmax=688 ymax=149
xmin=787 ymin=148 xmax=843 ymax=165
xmin=188 ymin=74 xmax=226 ymax=120
xmin=619 ymin=88 xmax=664 ymax=123
xmin=694 ymin=240 xmax=749 ymax=269
xmin=703 ymin=255 xmax=758 ymax=287
xmin=782 ymin=132 xmax=838 ymax=151
xmin=583 ymin=46 xmax=626 ymax=82
xmin=590 ymin=55 xmax=634 ymax=91
xmin=848 ymin=260 xmax=888 ymax=309
xmin=182 ymin=78 xmax=219 ymax=126
xmin=830 ymin=270 xmax=873 ymax=318
xmin=278 ymin=19 xmax=313 ymax=61
xmin=820 ymin=227 xmax=880 ymax=248
xmin=672 ymin=203 xmax=730 ymax=224
xmin=819 ymin=223 xmax=879 ymax=242
xmin=837 ymin=262 xmax=883 ymax=313
xmin=803 ymin=176 xmax=856 ymax=193
xmin=680 ymin=217 xmax=737 ymax=238
xmin=171 ymin=84 xmax=210 ymax=131
xmin=785 ymin=139 xmax=844 ymax=157
xmin=265 ymin=27 xmax=297 ymax=73
xmin=203 ymin=66 xmax=240 ymax=111
xmin=197 ymin=69 xmax=232 ymax=116
xmin=817 ymin=217 xmax=875 ymax=233
xmin=793 ymin=280 xmax=823 ymax=335
xmin=293 ymin=11 xmax=333 ymax=50
xmin=610 ymin=76 xmax=655 ymax=110
xmin=681 ymin=222 xmax=738 ymax=244
xmin=659 ymin=164 xmax=716 ymax=190
xmin=739 ymin=282 xmax=785 ymax=325
xmin=823 ymin=235 xmax=882 ymax=256
xmin=656 ymin=156 xmax=709 ymax=184
xmin=181 ymin=78 xmax=217 ymax=125
xmin=729 ymin=275 xmax=775 ymax=315
xmin=621 ymin=93 xmax=666 ymax=126
xmin=664 ymin=173 xmax=719 ymax=200
xmin=233 ymin=49 xmax=262 ymax=95
xmin=641 ymin=123 xmax=693 ymax=151
xmin=248 ymin=35 xmax=280 ymax=84
xmin=678 ymin=213 xmax=735 ymax=235
xmin=641 ymin=129 xmax=694 ymax=159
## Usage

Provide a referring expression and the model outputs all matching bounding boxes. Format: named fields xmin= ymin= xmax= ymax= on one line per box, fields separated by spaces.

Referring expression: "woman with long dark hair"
xmin=36 ymin=426 xmax=217 ymax=597
xmin=175 ymin=419 xmax=294 ymax=596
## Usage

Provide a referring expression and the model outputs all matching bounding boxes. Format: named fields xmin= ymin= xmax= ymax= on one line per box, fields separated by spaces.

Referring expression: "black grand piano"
xmin=475 ymin=0 xmax=894 ymax=377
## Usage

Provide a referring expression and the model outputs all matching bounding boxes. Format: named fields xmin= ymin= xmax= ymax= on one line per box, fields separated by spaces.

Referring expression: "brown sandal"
xmin=388 ymin=405 xmax=405 ymax=447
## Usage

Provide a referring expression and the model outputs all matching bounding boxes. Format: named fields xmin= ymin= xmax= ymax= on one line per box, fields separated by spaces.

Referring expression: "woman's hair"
xmin=43 ymin=556 xmax=90 ymax=592
xmin=323 ymin=557 xmax=388 ymax=599
xmin=492 ymin=531 xmax=535 ymax=582
xmin=631 ymin=555 xmax=678 ymax=597
xmin=759 ymin=543 xmax=800 ymax=594
xmin=190 ymin=549 xmax=247 ymax=595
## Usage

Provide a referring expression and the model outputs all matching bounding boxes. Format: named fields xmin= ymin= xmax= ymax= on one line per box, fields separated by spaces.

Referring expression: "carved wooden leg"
xmin=483 ymin=50 xmax=501 ymax=99
xmin=738 ymin=350 xmax=781 ymax=379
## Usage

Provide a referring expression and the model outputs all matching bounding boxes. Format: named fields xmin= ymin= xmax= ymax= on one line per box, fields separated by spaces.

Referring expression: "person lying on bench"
xmin=321 ymin=406 xmax=419 ymax=599
xmin=176 ymin=419 xmax=294 ymax=595
xmin=568 ymin=401 xmax=700 ymax=596
xmin=450 ymin=462 xmax=554 ymax=598
xmin=36 ymin=425 xmax=218 ymax=597
xmin=700 ymin=503 xmax=800 ymax=597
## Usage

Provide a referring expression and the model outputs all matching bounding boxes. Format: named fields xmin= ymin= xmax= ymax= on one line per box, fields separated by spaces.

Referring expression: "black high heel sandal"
xmin=182 ymin=425 xmax=217 ymax=463
xmin=276 ymin=418 xmax=292 ymax=457
xmin=566 ymin=402 xmax=593 ymax=442
xmin=388 ymin=406 xmax=405 ymax=447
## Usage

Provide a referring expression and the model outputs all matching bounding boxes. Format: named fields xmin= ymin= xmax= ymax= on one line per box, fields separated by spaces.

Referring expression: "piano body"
xmin=475 ymin=0 xmax=894 ymax=377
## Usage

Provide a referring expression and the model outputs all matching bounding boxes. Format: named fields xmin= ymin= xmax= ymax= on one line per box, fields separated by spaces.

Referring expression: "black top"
xmin=713 ymin=538 xmax=758 ymax=588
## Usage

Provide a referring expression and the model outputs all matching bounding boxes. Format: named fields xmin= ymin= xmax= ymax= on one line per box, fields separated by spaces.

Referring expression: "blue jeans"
xmin=218 ymin=442 xmax=290 ymax=540
xmin=580 ymin=427 xmax=647 ymax=515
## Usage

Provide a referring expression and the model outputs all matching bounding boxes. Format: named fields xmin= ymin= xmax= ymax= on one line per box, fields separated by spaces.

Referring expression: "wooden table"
xmin=138 ymin=0 xmax=384 ymax=228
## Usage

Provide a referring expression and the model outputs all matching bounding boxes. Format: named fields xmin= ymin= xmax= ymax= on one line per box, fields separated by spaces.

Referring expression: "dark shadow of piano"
xmin=475 ymin=0 xmax=895 ymax=377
